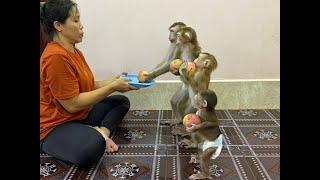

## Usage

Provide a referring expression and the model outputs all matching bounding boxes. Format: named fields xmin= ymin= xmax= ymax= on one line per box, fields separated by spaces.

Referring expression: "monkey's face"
xmin=193 ymin=94 xmax=207 ymax=109
xmin=176 ymin=31 xmax=189 ymax=45
xmin=169 ymin=25 xmax=184 ymax=43
xmin=194 ymin=54 xmax=213 ymax=70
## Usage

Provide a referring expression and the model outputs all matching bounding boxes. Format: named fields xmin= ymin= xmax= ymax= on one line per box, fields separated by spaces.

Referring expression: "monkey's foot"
xmin=178 ymin=138 xmax=189 ymax=147
xmin=179 ymin=138 xmax=196 ymax=149
xmin=189 ymin=155 xmax=199 ymax=164
xmin=188 ymin=173 xmax=213 ymax=180
xmin=184 ymin=143 xmax=197 ymax=149
xmin=172 ymin=126 xmax=189 ymax=136
xmin=169 ymin=120 xmax=181 ymax=127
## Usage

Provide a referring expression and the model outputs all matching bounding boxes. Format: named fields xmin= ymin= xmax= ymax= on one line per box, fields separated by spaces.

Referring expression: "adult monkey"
xmin=138 ymin=24 xmax=202 ymax=125
xmin=166 ymin=26 xmax=202 ymax=125
xmin=138 ymin=22 xmax=187 ymax=83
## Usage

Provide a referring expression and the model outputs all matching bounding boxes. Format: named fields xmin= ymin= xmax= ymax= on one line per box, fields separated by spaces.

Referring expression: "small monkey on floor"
xmin=180 ymin=89 xmax=223 ymax=180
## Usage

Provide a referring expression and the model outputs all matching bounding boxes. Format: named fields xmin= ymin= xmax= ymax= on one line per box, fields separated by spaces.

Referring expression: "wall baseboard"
xmin=119 ymin=81 xmax=280 ymax=110
xmin=156 ymin=79 xmax=280 ymax=83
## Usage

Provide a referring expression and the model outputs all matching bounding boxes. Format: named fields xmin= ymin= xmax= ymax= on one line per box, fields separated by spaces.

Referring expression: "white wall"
xmin=75 ymin=0 xmax=280 ymax=81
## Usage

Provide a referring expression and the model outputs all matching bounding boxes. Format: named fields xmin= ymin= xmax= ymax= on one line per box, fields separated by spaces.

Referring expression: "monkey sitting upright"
xmin=179 ymin=89 xmax=223 ymax=180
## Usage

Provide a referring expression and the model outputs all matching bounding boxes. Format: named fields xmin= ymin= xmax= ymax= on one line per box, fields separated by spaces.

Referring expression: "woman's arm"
xmin=94 ymin=79 xmax=114 ymax=90
xmin=59 ymin=78 xmax=135 ymax=113
xmin=94 ymin=73 xmax=127 ymax=89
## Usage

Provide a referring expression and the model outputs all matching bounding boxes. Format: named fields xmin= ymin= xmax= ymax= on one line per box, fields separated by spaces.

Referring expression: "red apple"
xmin=183 ymin=113 xmax=201 ymax=128
xmin=138 ymin=70 xmax=149 ymax=82
xmin=186 ymin=62 xmax=196 ymax=76
xmin=170 ymin=59 xmax=184 ymax=75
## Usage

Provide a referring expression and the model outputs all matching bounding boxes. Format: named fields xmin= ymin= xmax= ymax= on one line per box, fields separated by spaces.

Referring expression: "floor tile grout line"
xmin=173 ymin=110 xmax=181 ymax=180
xmin=227 ymin=110 xmax=272 ymax=179
xmin=151 ymin=110 xmax=161 ymax=180
xmin=89 ymin=155 xmax=104 ymax=180
xmin=221 ymin=127 xmax=244 ymax=180
xmin=263 ymin=109 xmax=280 ymax=126
xmin=100 ymin=154 xmax=280 ymax=157
xmin=63 ymin=165 xmax=76 ymax=180
xmin=226 ymin=110 xmax=273 ymax=180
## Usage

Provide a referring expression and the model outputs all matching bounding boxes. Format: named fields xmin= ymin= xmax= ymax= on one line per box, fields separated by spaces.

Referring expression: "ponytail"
xmin=40 ymin=2 xmax=49 ymax=56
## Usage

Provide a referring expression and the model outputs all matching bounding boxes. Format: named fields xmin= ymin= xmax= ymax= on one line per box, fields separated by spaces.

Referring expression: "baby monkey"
xmin=180 ymin=89 xmax=223 ymax=180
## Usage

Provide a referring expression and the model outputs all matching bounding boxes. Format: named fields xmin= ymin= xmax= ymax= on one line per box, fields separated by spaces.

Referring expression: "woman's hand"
xmin=112 ymin=77 xmax=139 ymax=93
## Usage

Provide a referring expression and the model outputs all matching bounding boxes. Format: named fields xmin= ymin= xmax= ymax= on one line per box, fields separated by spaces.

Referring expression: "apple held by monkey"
xmin=169 ymin=59 xmax=184 ymax=75
xmin=183 ymin=113 xmax=201 ymax=128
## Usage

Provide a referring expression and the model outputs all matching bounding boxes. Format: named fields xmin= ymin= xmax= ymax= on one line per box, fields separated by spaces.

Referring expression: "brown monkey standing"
xmin=171 ymin=52 xmax=217 ymax=135
xmin=180 ymin=89 xmax=223 ymax=180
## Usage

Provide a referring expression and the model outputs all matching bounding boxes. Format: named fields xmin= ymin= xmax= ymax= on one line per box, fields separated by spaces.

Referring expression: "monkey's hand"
xmin=179 ymin=62 xmax=188 ymax=75
xmin=169 ymin=119 xmax=181 ymax=126
xmin=186 ymin=124 xmax=199 ymax=132
xmin=189 ymin=173 xmax=213 ymax=180
xmin=172 ymin=126 xmax=189 ymax=136
xmin=169 ymin=67 xmax=180 ymax=76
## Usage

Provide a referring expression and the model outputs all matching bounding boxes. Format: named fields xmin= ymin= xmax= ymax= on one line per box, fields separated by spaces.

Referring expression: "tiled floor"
xmin=40 ymin=109 xmax=280 ymax=180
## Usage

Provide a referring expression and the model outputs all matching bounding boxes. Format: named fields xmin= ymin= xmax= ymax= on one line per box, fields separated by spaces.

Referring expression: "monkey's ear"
xmin=204 ymin=59 xmax=211 ymax=68
xmin=203 ymin=100 xmax=208 ymax=108
xmin=184 ymin=31 xmax=192 ymax=41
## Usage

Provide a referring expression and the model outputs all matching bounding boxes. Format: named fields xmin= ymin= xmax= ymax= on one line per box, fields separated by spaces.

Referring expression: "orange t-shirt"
xmin=40 ymin=41 xmax=94 ymax=140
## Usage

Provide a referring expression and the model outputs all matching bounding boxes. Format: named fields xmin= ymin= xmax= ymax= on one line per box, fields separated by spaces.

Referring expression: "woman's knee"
xmin=72 ymin=133 xmax=106 ymax=167
xmin=113 ymin=95 xmax=130 ymax=109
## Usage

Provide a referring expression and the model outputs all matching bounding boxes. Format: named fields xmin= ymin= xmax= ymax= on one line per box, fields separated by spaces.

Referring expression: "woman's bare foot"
xmin=93 ymin=126 xmax=119 ymax=153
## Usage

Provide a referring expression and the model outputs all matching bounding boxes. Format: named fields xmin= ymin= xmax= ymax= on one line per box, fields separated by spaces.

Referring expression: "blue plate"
xmin=120 ymin=73 xmax=155 ymax=88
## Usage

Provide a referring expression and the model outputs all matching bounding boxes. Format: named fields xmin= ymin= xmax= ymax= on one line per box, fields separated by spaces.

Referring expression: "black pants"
xmin=40 ymin=95 xmax=130 ymax=167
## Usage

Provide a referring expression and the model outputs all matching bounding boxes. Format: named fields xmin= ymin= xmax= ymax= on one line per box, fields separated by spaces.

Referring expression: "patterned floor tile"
xmin=155 ymin=156 xmax=178 ymax=179
xmin=158 ymin=126 xmax=177 ymax=145
xmin=40 ymin=109 xmax=280 ymax=179
xmin=219 ymin=120 xmax=235 ymax=126
xmin=221 ymin=127 xmax=248 ymax=145
xmin=180 ymin=156 xmax=239 ymax=179
xmin=235 ymin=119 xmax=278 ymax=127
xmin=40 ymin=157 xmax=73 ymax=180
xmin=234 ymin=156 xmax=270 ymax=180
xmin=106 ymin=145 xmax=154 ymax=156
xmin=112 ymin=126 xmax=158 ymax=145
xmin=156 ymin=145 xmax=178 ymax=156
xmin=228 ymin=109 xmax=272 ymax=119
xmin=162 ymin=110 xmax=174 ymax=120
xmin=267 ymin=109 xmax=280 ymax=119
xmin=91 ymin=156 xmax=153 ymax=180
xmin=258 ymin=157 xmax=280 ymax=180
xmin=228 ymin=146 xmax=254 ymax=157
xmin=124 ymin=110 xmax=160 ymax=119
xmin=179 ymin=146 xmax=230 ymax=157
xmin=251 ymin=145 xmax=280 ymax=157
xmin=65 ymin=164 xmax=97 ymax=180
xmin=238 ymin=127 xmax=280 ymax=145
xmin=216 ymin=110 xmax=230 ymax=119
xmin=121 ymin=118 xmax=158 ymax=126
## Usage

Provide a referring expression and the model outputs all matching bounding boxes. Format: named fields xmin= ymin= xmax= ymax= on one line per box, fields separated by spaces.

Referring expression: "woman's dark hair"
xmin=40 ymin=0 xmax=77 ymax=56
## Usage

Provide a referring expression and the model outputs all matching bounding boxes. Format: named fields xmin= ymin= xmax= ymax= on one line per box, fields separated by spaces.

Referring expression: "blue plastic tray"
xmin=120 ymin=73 xmax=155 ymax=88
